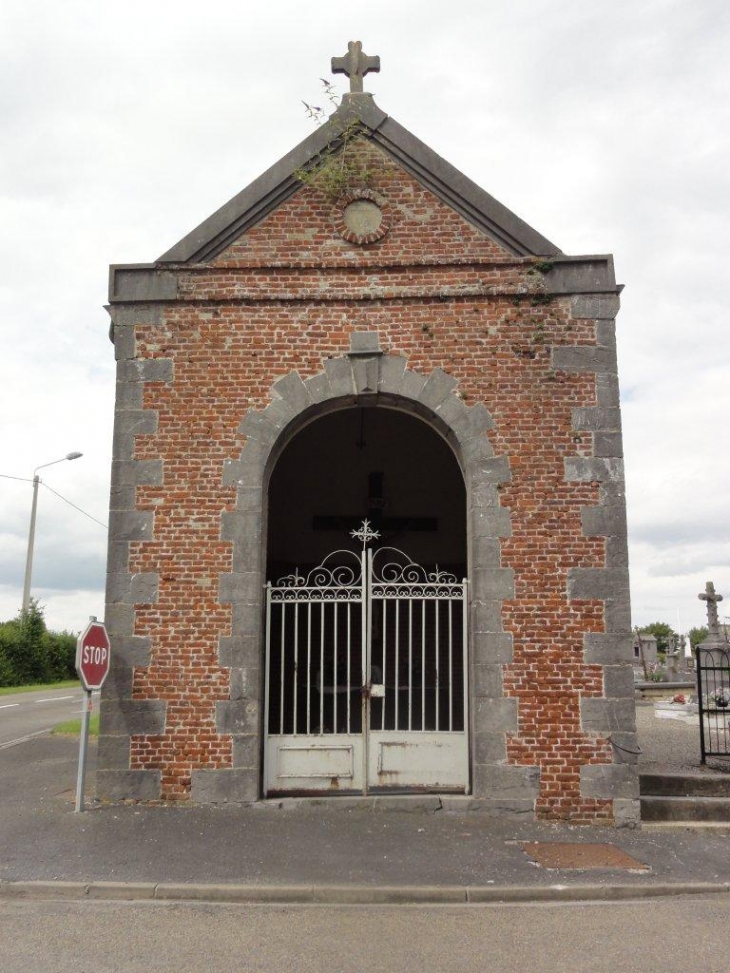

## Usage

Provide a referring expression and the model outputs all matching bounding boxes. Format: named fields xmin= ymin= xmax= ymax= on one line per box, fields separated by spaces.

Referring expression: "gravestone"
xmin=633 ymin=632 xmax=658 ymax=676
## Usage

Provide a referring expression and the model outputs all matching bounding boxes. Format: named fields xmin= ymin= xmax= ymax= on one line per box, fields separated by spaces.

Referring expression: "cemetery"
xmin=634 ymin=582 xmax=730 ymax=824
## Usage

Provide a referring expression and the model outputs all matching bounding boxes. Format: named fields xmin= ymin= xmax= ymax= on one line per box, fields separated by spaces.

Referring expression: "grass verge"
xmin=53 ymin=714 xmax=100 ymax=737
xmin=0 ymin=679 xmax=79 ymax=697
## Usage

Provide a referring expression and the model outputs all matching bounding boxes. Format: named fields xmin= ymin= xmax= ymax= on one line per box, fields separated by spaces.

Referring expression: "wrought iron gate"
xmin=696 ymin=645 xmax=730 ymax=761
xmin=263 ymin=523 xmax=469 ymax=795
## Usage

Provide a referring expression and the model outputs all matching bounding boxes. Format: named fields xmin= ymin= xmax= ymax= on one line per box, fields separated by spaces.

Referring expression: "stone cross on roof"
xmin=699 ymin=580 xmax=724 ymax=639
xmin=332 ymin=41 xmax=380 ymax=93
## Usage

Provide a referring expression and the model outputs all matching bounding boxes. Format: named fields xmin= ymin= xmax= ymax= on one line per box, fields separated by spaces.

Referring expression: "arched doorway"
xmin=263 ymin=405 xmax=469 ymax=795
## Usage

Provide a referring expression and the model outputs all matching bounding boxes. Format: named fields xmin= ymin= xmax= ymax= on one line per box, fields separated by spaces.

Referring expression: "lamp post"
xmin=21 ymin=452 xmax=83 ymax=615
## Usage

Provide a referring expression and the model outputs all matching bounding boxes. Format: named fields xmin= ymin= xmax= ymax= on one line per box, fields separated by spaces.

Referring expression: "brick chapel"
xmin=99 ymin=43 xmax=638 ymax=824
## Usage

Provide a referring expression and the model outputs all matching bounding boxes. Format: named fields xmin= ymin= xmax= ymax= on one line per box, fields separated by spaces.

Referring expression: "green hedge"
xmin=0 ymin=601 xmax=77 ymax=687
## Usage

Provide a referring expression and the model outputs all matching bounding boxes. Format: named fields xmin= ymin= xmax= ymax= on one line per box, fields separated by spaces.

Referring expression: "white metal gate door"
xmin=366 ymin=545 xmax=469 ymax=792
xmin=263 ymin=522 xmax=468 ymax=796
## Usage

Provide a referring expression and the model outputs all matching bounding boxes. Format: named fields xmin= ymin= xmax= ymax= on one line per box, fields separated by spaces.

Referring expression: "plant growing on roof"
xmin=296 ymin=80 xmax=376 ymax=202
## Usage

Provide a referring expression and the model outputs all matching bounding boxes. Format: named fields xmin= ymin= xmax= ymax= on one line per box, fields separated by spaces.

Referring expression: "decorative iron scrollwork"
xmin=370 ymin=547 xmax=463 ymax=598
xmin=270 ymin=550 xmax=363 ymax=602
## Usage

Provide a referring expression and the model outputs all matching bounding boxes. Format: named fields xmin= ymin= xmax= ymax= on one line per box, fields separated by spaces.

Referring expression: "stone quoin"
xmin=98 ymin=42 xmax=638 ymax=824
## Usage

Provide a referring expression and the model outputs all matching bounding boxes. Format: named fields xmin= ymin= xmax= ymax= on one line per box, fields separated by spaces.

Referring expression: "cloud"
xmin=1 ymin=0 xmax=728 ymax=637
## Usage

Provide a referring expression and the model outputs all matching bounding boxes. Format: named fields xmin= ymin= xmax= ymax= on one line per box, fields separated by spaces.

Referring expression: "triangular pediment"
xmin=158 ymin=93 xmax=561 ymax=264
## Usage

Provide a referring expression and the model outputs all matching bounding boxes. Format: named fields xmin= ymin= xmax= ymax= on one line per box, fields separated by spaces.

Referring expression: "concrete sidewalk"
xmin=1 ymin=734 xmax=729 ymax=904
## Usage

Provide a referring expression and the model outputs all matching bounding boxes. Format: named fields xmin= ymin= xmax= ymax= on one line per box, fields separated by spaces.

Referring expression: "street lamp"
xmin=21 ymin=452 xmax=83 ymax=615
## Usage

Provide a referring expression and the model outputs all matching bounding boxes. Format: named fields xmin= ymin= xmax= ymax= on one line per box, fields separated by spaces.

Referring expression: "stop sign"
xmin=76 ymin=620 xmax=111 ymax=691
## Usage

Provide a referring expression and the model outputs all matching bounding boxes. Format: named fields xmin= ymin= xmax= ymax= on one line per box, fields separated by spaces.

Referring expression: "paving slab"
xmin=520 ymin=842 xmax=650 ymax=871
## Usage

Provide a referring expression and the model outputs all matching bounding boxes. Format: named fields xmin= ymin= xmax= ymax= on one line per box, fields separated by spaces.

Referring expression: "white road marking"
xmin=0 ymin=728 xmax=54 ymax=750
xmin=0 ymin=703 xmax=20 ymax=710
xmin=35 ymin=696 xmax=75 ymax=703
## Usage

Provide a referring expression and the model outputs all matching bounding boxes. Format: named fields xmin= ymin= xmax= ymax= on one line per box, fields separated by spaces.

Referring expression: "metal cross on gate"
xmin=350 ymin=518 xmax=381 ymax=550
xmin=332 ymin=41 xmax=380 ymax=93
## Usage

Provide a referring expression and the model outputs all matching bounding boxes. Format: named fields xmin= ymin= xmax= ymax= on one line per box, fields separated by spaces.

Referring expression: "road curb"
xmin=1 ymin=880 xmax=729 ymax=905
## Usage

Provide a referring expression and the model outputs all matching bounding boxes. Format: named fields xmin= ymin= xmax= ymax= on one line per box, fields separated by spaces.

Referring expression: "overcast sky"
xmin=1 ymin=0 xmax=728 ymax=638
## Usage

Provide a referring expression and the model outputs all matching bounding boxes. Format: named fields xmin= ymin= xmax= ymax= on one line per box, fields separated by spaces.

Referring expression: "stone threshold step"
xmin=641 ymin=796 xmax=730 ymax=823
xmin=252 ymin=795 xmax=530 ymax=814
xmin=640 ymin=773 xmax=730 ymax=798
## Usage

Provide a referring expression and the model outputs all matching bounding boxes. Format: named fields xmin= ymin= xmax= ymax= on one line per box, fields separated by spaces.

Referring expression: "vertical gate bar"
xmin=720 ymin=647 xmax=730 ymax=755
xmin=421 ymin=599 xmax=426 ymax=731
xmin=263 ymin=583 xmax=272 ymax=791
xmin=279 ymin=602 xmax=286 ymax=735
xmin=725 ymin=653 xmax=730 ymax=755
xmin=709 ymin=650 xmax=723 ymax=753
xmin=720 ymin=649 xmax=730 ymax=754
xmin=448 ymin=599 xmax=454 ymax=732
xmin=709 ymin=667 xmax=712 ymax=755
xmin=293 ymin=602 xmax=299 ymax=735
xmin=435 ymin=598 xmax=440 ymax=731
xmin=719 ymin=654 xmax=723 ymax=755
xmin=333 ymin=601 xmax=338 ymax=734
xmin=395 ymin=600 xmax=400 ymax=731
xmin=710 ymin=655 xmax=716 ymax=755
xmin=709 ymin=655 xmax=715 ymax=755
xmin=712 ymin=649 xmax=726 ymax=753
xmin=408 ymin=600 xmax=413 ymax=731
xmin=306 ymin=602 xmax=312 ymax=735
xmin=462 ymin=579 xmax=470 ymax=793
xmin=319 ymin=601 xmax=325 ymax=735
xmin=720 ymin=657 xmax=725 ymax=755
xmin=382 ymin=599 xmax=387 ymax=730
xmin=362 ymin=548 xmax=371 ymax=796
xmin=347 ymin=602 xmax=352 ymax=734
xmin=720 ymin=654 xmax=727 ymax=756
xmin=696 ymin=647 xmax=706 ymax=763
xmin=718 ymin=657 xmax=723 ymax=754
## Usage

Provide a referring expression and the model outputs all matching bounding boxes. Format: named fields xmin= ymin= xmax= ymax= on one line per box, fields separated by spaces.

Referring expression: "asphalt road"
xmin=1 ymin=895 xmax=727 ymax=973
xmin=0 ymin=686 xmax=98 ymax=748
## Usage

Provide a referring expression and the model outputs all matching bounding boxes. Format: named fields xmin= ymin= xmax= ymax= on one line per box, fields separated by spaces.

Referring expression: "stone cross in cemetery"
xmin=696 ymin=582 xmax=729 ymax=708
xmin=331 ymin=41 xmax=380 ymax=92
xmin=665 ymin=634 xmax=681 ymax=677
xmin=699 ymin=581 xmax=724 ymax=640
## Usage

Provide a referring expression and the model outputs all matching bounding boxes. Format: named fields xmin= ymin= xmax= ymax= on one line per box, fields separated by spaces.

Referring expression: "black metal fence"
xmin=695 ymin=645 xmax=730 ymax=761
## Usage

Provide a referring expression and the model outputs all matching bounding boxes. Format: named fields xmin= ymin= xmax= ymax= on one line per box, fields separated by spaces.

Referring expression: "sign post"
xmin=75 ymin=616 xmax=111 ymax=813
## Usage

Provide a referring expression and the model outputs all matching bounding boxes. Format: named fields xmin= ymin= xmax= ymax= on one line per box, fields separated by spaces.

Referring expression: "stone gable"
xmin=210 ymin=143 xmax=513 ymax=267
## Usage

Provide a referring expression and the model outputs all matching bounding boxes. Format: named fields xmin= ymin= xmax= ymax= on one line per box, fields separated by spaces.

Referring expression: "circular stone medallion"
xmin=336 ymin=190 xmax=389 ymax=245
xmin=344 ymin=200 xmax=382 ymax=236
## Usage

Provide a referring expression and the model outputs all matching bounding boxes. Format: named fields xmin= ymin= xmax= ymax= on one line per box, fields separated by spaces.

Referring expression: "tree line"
xmin=0 ymin=608 xmax=712 ymax=688
xmin=637 ymin=622 xmax=708 ymax=654
xmin=0 ymin=601 xmax=77 ymax=687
